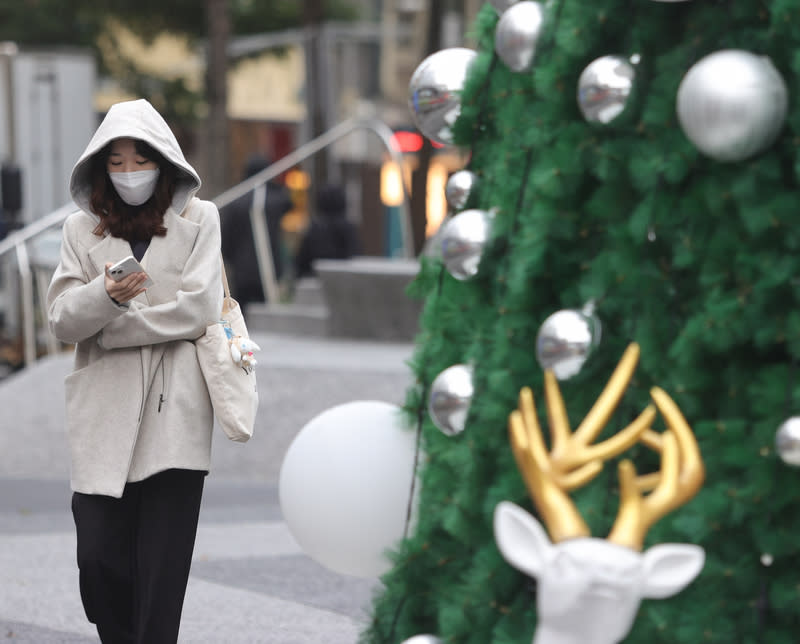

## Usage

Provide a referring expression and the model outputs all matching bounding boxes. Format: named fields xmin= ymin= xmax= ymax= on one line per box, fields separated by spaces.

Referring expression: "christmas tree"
xmin=362 ymin=1 xmax=800 ymax=642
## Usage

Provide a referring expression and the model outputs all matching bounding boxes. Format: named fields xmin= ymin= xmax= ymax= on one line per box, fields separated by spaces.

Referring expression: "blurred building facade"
xmin=91 ymin=1 xmax=485 ymax=256
xmin=379 ymin=0 xmax=482 ymax=108
xmin=0 ymin=2 xmax=495 ymax=371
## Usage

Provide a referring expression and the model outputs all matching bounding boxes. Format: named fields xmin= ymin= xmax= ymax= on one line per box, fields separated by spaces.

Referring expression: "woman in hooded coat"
xmin=47 ymin=99 xmax=223 ymax=643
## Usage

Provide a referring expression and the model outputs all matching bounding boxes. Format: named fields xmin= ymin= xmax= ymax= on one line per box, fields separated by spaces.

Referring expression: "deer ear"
xmin=640 ymin=543 xmax=705 ymax=599
xmin=493 ymin=501 xmax=553 ymax=578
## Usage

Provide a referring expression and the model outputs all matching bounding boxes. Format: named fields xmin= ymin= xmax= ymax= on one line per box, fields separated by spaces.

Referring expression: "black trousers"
xmin=71 ymin=468 xmax=206 ymax=644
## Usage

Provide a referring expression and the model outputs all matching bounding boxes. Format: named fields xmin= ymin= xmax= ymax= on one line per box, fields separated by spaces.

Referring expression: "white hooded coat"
xmin=47 ymin=99 xmax=224 ymax=498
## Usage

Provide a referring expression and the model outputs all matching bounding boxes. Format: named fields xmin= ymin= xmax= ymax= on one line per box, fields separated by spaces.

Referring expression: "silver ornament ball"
xmin=775 ymin=417 xmax=800 ymax=466
xmin=445 ymin=170 xmax=479 ymax=210
xmin=535 ymin=306 xmax=601 ymax=380
xmin=440 ymin=208 xmax=493 ymax=280
xmin=489 ymin=0 xmax=518 ymax=13
xmin=578 ymin=55 xmax=637 ymax=124
xmin=408 ymin=47 xmax=477 ymax=145
xmin=495 ymin=1 xmax=544 ymax=73
xmin=429 ymin=364 xmax=474 ymax=436
xmin=676 ymin=49 xmax=788 ymax=162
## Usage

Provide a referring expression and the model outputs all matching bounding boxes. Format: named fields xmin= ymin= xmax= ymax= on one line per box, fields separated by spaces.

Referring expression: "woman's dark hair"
xmin=89 ymin=139 xmax=176 ymax=240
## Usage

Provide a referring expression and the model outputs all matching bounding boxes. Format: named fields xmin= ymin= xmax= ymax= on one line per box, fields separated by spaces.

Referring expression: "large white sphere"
xmin=279 ymin=401 xmax=420 ymax=578
xmin=676 ymin=50 xmax=788 ymax=162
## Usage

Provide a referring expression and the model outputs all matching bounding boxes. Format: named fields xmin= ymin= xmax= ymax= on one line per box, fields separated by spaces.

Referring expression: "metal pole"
xmin=248 ymin=183 xmax=280 ymax=304
xmin=15 ymin=240 xmax=35 ymax=366
xmin=0 ymin=201 xmax=75 ymax=258
xmin=364 ymin=118 xmax=415 ymax=261
xmin=34 ymin=267 xmax=58 ymax=355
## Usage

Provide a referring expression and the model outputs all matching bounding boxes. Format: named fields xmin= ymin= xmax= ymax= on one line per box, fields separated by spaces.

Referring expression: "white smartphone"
xmin=107 ymin=255 xmax=154 ymax=288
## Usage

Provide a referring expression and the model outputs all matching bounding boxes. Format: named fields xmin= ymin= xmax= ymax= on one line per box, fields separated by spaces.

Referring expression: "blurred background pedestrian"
xmin=220 ymin=155 xmax=293 ymax=311
xmin=294 ymin=184 xmax=362 ymax=278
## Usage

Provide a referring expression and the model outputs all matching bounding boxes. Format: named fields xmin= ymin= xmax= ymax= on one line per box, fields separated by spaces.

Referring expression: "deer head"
xmin=493 ymin=343 xmax=705 ymax=644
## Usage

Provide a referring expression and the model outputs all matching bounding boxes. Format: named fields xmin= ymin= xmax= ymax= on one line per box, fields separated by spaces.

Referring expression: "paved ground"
xmin=0 ymin=332 xmax=416 ymax=643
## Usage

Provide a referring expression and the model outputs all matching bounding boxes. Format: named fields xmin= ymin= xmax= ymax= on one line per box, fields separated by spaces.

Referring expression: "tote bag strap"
xmin=220 ymin=256 xmax=232 ymax=300
xmin=221 ymin=259 xmax=238 ymax=316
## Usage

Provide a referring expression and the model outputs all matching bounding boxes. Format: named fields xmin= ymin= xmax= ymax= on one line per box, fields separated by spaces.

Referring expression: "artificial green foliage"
xmin=364 ymin=0 xmax=800 ymax=642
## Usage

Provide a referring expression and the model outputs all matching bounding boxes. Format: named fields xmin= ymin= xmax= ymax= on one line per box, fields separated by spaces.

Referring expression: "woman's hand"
xmin=105 ymin=262 xmax=149 ymax=304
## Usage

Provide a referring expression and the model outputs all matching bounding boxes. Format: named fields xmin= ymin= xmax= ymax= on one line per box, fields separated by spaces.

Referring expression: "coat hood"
xmin=69 ymin=99 xmax=201 ymax=216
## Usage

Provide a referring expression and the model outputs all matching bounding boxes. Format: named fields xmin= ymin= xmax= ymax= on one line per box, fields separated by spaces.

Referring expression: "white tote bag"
xmin=195 ymin=260 xmax=259 ymax=442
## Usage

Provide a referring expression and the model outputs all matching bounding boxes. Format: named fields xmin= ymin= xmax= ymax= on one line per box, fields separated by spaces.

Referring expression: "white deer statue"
xmin=494 ymin=343 xmax=706 ymax=644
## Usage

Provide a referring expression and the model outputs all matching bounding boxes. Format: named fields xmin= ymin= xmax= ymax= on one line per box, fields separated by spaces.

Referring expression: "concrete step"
xmin=243 ymin=258 xmax=423 ymax=342
xmin=292 ymin=277 xmax=325 ymax=307
xmin=245 ymin=302 xmax=329 ymax=338
xmin=315 ymin=257 xmax=422 ymax=342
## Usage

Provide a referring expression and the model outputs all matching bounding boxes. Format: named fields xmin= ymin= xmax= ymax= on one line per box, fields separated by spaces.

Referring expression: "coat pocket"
xmin=64 ymin=355 xmax=142 ymax=496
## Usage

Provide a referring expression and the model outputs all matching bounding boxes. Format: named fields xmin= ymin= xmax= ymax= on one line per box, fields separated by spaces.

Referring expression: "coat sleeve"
xmin=99 ymin=202 xmax=224 ymax=349
xmin=47 ymin=215 xmax=129 ymax=344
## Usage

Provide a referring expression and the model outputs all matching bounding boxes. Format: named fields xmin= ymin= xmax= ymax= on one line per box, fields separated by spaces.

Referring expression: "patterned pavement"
xmin=0 ymin=333 xmax=415 ymax=643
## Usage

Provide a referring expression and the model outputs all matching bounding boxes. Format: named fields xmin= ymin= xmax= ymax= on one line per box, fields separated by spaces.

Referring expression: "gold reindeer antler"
xmin=509 ymin=344 xmax=655 ymax=543
xmin=509 ymin=343 xmax=704 ymax=550
xmin=608 ymin=387 xmax=705 ymax=550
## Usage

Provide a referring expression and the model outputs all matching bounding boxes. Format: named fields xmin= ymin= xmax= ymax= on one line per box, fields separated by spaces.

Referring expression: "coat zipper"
xmin=157 ymin=348 xmax=172 ymax=413
xmin=158 ymin=355 xmax=166 ymax=412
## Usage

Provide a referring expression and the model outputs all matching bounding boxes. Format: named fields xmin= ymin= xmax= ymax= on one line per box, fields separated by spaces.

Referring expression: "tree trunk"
xmin=203 ymin=0 xmax=230 ymax=198
xmin=303 ymin=0 xmax=328 ymax=196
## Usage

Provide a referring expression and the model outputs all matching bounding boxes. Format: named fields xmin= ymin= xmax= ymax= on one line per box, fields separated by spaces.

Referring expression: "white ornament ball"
xmin=440 ymin=208 xmax=493 ymax=280
xmin=279 ymin=401 xmax=420 ymax=578
xmin=578 ymin=55 xmax=637 ymax=124
xmin=676 ymin=49 xmax=788 ymax=162
xmin=536 ymin=306 xmax=602 ymax=380
xmin=445 ymin=169 xmax=479 ymax=211
xmin=429 ymin=364 xmax=474 ymax=436
xmin=401 ymin=637 xmax=443 ymax=644
xmin=775 ymin=417 xmax=800 ymax=466
xmin=495 ymin=1 xmax=544 ymax=73
xmin=409 ymin=47 xmax=477 ymax=145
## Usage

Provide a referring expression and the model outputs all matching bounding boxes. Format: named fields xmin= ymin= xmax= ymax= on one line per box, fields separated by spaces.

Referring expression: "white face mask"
xmin=108 ymin=168 xmax=160 ymax=206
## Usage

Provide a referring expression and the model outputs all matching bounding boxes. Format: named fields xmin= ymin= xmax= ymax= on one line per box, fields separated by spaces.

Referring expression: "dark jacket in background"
xmin=295 ymin=185 xmax=362 ymax=278
xmin=220 ymin=156 xmax=293 ymax=309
